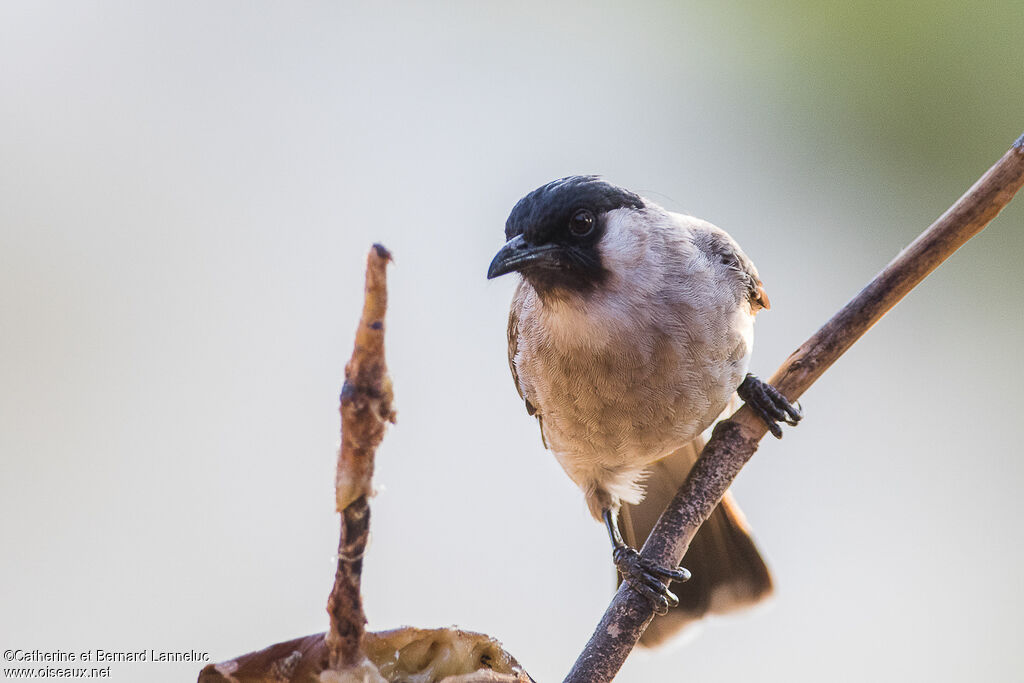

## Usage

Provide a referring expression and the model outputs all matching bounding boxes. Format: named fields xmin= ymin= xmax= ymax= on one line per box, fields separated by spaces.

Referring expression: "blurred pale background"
xmin=2 ymin=2 xmax=1022 ymax=682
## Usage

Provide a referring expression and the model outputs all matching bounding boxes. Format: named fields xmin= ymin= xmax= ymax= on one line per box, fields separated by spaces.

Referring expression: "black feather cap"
xmin=505 ymin=175 xmax=644 ymax=243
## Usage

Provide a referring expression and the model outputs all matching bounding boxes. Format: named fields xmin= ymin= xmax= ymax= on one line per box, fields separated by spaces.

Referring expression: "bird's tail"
xmin=618 ymin=434 xmax=773 ymax=647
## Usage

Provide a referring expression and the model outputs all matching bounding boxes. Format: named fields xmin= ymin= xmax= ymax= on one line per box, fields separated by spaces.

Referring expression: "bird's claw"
xmin=738 ymin=374 xmax=803 ymax=439
xmin=613 ymin=545 xmax=690 ymax=615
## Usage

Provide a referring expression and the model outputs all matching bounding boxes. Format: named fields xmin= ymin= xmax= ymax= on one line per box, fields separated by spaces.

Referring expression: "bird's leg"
xmin=603 ymin=508 xmax=691 ymax=615
xmin=737 ymin=373 xmax=803 ymax=438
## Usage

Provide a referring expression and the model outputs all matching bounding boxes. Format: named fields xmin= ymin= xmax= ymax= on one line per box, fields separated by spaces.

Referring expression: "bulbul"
xmin=487 ymin=176 xmax=801 ymax=645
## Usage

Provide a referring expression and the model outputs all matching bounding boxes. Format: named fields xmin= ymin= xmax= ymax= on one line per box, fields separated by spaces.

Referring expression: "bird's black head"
xmin=487 ymin=176 xmax=644 ymax=293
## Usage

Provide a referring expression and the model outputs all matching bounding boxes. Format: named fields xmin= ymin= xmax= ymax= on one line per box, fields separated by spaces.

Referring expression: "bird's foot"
xmin=738 ymin=373 xmax=802 ymax=438
xmin=612 ymin=545 xmax=690 ymax=615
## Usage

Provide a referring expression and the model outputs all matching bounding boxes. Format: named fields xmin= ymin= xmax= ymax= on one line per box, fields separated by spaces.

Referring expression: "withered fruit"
xmin=198 ymin=627 xmax=533 ymax=683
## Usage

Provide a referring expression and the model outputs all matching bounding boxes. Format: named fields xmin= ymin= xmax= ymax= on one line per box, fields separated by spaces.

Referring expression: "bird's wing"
xmin=699 ymin=226 xmax=771 ymax=311
xmin=506 ymin=283 xmax=534 ymax=415
xmin=507 ymin=281 xmax=547 ymax=446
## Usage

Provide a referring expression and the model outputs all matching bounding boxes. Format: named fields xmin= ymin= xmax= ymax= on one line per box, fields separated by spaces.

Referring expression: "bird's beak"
xmin=487 ymin=235 xmax=561 ymax=279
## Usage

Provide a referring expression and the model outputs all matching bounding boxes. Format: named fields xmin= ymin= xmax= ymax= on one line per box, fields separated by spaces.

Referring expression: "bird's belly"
xmin=526 ymin=335 xmax=745 ymax=469
xmin=542 ymin=380 xmax=715 ymax=469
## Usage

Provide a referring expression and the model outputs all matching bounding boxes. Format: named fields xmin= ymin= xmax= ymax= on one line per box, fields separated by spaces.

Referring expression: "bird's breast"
xmin=515 ymin=291 xmax=751 ymax=468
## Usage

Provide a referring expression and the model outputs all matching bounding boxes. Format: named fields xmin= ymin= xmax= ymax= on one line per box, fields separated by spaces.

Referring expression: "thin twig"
xmin=564 ymin=133 xmax=1024 ymax=683
xmin=326 ymin=243 xmax=396 ymax=671
xmin=200 ymin=244 xmax=535 ymax=682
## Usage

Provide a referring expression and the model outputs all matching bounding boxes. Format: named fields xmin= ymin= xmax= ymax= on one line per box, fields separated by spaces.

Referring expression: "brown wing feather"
xmin=503 ymin=278 xmax=536 ymax=417
xmin=506 ymin=281 xmax=536 ymax=416
xmin=507 ymin=281 xmax=546 ymax=446
xmin=698 ymin=227 xmax=771 ymax=311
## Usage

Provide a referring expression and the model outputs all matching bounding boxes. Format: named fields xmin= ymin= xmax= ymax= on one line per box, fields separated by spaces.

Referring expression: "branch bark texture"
xmin=564 ymin=134 xmax=1024 ymax=683
xmin=326 ymin=244 xmax=396 ymax=671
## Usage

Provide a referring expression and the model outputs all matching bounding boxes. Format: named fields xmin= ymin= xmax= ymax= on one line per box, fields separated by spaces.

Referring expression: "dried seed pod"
xmin=197 ymin=627 xmax=533 ymax=683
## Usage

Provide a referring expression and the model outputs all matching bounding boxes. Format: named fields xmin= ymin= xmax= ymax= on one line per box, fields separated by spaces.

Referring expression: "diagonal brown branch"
xmin=563 ymin=133 xmax=1024 ymax=683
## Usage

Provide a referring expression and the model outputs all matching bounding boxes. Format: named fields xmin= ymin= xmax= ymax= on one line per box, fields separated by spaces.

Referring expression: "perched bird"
xmin=487 ymin=176 xmax=801 ymax=645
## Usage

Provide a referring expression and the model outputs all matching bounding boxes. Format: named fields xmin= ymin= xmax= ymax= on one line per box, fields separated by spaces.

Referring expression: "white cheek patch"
xmin=597 ymin=208 xmax=650 ymax=275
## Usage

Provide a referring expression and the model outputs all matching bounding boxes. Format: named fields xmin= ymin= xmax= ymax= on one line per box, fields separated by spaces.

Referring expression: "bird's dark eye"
xmin=568 ymin=209 xmax=595 ymax=237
